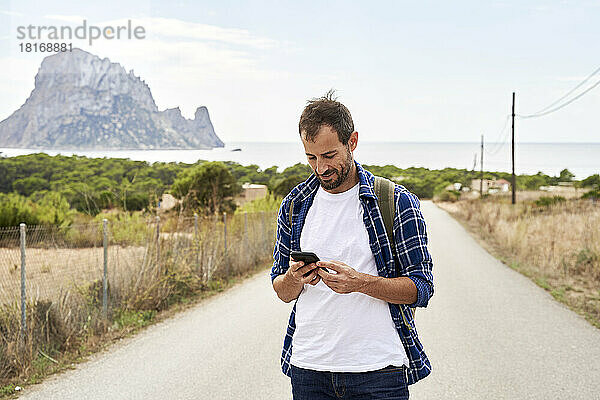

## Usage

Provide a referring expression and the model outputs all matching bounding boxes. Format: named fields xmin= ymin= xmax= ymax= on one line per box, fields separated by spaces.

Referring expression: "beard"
xmin=317 ymin=147 xmax=353 ymax=190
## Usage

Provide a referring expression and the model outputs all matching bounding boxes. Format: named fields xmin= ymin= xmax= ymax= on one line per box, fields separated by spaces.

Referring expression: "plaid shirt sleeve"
xmin=394 ymin=188 xmax=434 ymax=308
xmin=270 ymin=196 xmax=292 ymax=283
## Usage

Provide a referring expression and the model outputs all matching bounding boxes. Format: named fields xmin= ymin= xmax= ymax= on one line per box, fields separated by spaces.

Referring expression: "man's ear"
xmin=349 ymin=131 xmax=358 ymax=152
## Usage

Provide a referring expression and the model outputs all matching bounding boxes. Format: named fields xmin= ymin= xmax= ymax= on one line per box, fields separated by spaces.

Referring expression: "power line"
xmin=485 ymin=116 xmax=510 ymax=155
xmin=517 ymin=65 xmax=600 ymax=119
xmin=517 ymin=77 xmax=600 ymax=118
xmin=527 ymin=65 xmax=600 ymax=115
xmin=489 ymin=114 xmax=511 ymax=144
xmin=484 ymin=114 xmax=511 ymax=155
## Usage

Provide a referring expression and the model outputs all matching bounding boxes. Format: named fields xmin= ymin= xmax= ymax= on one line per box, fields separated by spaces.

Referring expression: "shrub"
xmin=171 ymin=161 xmax=241 ymax=216
xmin=535 ymin=196 xmax=566 ymax=207
xmin=398 ymin=177 xmax=437 ymax=199
xmin=434 ymin=190 xmax=461 ymax=202
xmin=0 ymin=191 xmax=75 ymax=228
xmin=581 ymin=174 xmax=600 ymax=188
xmin=582 ymin=189 xmax=600 ymax=201
xmin=272 ymin=175 xmax=306 ymax=198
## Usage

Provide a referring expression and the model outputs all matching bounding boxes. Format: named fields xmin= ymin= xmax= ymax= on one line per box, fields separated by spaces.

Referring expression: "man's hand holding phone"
xmin=287 ymin=251 xmax=322 ymax=287
xmin=286 ymin=259 xmax=321 ymax=286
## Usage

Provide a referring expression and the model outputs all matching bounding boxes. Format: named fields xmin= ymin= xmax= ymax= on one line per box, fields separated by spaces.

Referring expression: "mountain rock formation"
xmin=0 ymin=48 xmax=224 ymax=150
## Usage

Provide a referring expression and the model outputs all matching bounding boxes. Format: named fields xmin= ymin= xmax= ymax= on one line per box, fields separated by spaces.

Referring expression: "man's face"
xmin=301 ymin=125 xmax=357 ymax=192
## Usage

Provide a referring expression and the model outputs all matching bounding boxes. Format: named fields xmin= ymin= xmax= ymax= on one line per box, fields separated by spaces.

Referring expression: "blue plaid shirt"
xmin=270 ymin=160 xmax=434 ymax=385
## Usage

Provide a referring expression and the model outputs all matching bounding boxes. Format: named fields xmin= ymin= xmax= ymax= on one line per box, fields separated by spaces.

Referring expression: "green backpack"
xmin=289 ymin=176 xmax=415 ymax=330
xmin=373 ymin=176 xmax=416 ymax=330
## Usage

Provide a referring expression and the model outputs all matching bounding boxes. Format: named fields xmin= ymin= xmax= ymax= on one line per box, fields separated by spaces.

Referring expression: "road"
xmin=19 ymin=201 xmax=600 ymax=399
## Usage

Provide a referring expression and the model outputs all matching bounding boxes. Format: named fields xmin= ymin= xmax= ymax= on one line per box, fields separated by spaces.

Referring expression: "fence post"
xmin=102 ymin=218 xmax=108 ymax=319
xmin=244 ymin=211 xmax=248 ymax=248
xmin=156 ymin=215 xmax=160 ymax=274
xmin=20 ymin=223 xmax=26 ymax=339
xmin=223 ymin=212 xmax=228 ymax=276
xmin=223 ymin=212 xmax=227 ymax=252
xmin=194 ymin=212 xmax=201 ymax=280
xmin=261 ymin=211 xmax=266 ymax=251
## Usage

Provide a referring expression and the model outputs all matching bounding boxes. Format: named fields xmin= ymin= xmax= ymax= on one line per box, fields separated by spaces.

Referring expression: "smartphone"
xmin=290 ymin=251 xmax=329 ymax=273
xmin=290 ymin=251 xmax=319 ymax=264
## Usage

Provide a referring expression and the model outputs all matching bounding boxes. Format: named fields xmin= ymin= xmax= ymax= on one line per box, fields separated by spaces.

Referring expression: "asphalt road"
xmin=19 ymin=201 xmax=600 ymax=399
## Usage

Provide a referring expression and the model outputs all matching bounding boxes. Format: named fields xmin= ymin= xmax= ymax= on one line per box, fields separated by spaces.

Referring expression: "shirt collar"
xmin=356 ymin=160 xmax=378 ymax=200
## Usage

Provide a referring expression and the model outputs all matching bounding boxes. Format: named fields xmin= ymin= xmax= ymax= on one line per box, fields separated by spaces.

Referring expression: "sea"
xmin=1 ymin=142 xmax=598 ymax=180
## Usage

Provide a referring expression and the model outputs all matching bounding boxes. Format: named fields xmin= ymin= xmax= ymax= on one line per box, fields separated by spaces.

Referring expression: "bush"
xmin=535 ymin=196 xmax=566 ymax=207
xmin=0 ymin=191 xmax=75 ymax=228
xmin=124 ymin=192 xmax=150 ymax=211
xmin=558 ymin=169 xmax=575 ymax=182
xmin=518 ymin=173 xmax=549 ymax=190
xmin=12 ymin=176 xmax=51 ymax=196
xmin=272 ymin=175 xmax=306 ymax=198
xmin=581 ymin=174 xmax=600 ymax=188
xmin=434 ymin=190 xmax=461 ymax=202
xmin=397 ymin=177 xmax=437 ymax=199
xmin=171 ymin=161 xmax=241 ymax=215
xmin=582 ymin=189 xmax=600 ymax=201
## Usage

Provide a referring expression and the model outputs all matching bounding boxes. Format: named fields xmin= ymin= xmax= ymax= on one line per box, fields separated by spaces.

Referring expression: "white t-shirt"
xmin=290 ymin=182 xmax=409 ymax=372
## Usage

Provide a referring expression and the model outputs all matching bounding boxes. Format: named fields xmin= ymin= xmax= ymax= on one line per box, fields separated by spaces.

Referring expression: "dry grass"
xmin=436 ymin=194 xmax=600 ymax=329
xmin=0 ymin=245 xmax=146 ymax=304
xmin=0 ymin=209 xmax=277 ymax=392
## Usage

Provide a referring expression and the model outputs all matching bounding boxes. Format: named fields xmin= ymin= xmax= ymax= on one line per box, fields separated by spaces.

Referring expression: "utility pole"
xmin=511 ymin=92 xmax=516 ymax=205
xmin=480 ymin=135 xmax=484 ymax=197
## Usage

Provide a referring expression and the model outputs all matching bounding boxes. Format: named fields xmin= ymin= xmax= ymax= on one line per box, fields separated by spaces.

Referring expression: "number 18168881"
xmin=19 ymin=42 xmax=72 ymax=53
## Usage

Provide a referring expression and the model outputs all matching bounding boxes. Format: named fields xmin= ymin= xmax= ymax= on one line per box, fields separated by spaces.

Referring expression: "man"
xmin=270 ymin=92 xmax=434 ymax=399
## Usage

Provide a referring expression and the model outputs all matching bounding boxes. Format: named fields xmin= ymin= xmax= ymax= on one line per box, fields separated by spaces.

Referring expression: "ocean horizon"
xmin=1 ymin=141 xmax=598 ymax=180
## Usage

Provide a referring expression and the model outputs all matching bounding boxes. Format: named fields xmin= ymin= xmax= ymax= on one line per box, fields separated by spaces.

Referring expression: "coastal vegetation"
xmin=1 ymin=153 xmax=595 ymax=228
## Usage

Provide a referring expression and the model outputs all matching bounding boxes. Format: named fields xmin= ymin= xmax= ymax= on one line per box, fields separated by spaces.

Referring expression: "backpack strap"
xmin=374 ymin=176 xmax=416 ymax=330
xmin=374 ymin=176 xmax=396 ymax=256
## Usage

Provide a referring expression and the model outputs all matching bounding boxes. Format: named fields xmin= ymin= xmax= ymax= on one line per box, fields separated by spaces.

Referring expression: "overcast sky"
xmin=1 ymin=0 xmax=599 ymax=144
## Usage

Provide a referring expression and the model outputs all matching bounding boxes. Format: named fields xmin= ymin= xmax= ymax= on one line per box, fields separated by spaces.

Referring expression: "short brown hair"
xmin=298 ymin=89 xmax=354 ymax=145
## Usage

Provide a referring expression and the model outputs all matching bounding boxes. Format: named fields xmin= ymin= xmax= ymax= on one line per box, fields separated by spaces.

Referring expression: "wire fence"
xmin=0 ymin=210 xmax=277 ymax=339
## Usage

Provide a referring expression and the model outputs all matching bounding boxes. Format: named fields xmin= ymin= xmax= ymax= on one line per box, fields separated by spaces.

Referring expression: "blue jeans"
xmin=290 ymin=364 xmax=410 ymax=400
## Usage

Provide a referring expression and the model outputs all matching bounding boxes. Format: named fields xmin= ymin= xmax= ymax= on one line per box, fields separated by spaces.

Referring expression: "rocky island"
xmin=0 ymin=48 xmax=224 ymax=150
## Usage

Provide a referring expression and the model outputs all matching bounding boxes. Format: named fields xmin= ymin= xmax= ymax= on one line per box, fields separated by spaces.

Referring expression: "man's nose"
xmin=316 ymin=158 xmax=329 ymax=175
